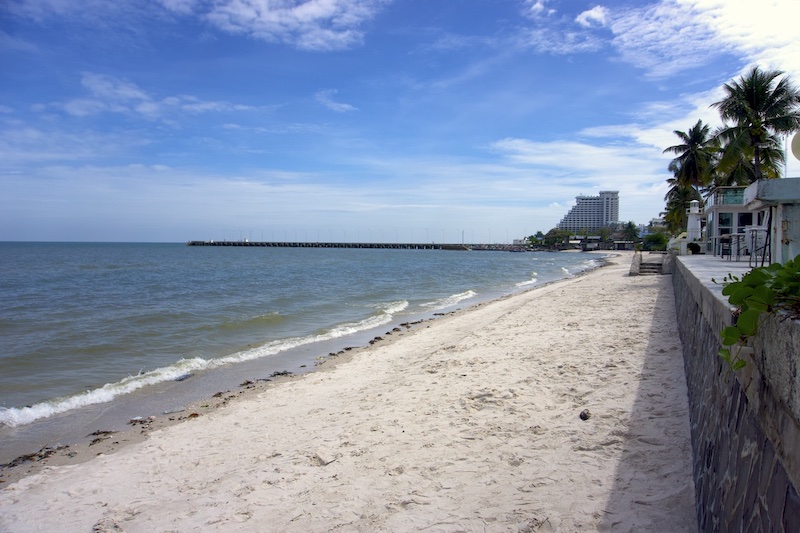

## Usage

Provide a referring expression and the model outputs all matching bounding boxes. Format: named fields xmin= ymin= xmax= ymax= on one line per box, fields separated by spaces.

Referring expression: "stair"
xmin=639 ymin=262 xmax=663 ymax=275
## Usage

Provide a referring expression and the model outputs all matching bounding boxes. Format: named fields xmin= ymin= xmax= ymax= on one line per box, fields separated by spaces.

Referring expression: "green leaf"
xmin=728 ymin=286 xmax=754 ymax=305
xmin=737 ymin=309 xmax=760 ymax=337
xmin=746 ymin=268 xmax=771 ymax=284
xmin=721 ymin=283 xmax=738 ymax=296
xmin=745 ymin=286 xmax=772 ymax=313
xmin=732 ymin=359 xmax=747 ymax=371
xmin=752 ymin=285 xmax=775 ymax=306
xmin=721 ymin=326 xmax=741 ymax=346
xmin=718 ymin=348 xmax=731 ymax=362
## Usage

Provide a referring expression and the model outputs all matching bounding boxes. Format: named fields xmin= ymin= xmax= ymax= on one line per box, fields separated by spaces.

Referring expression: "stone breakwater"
xmin=672 ymin=256 xmax=800 ymax=532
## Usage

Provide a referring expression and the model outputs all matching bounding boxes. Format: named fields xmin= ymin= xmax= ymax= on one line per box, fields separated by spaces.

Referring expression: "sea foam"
xmin=516 ymin=271 xmax=538 ymax=287
xmin=421 ymin=290 xmax=477 ymax=311
xmin=0 ymin=300 xmax=409 ymax=427
xmin=0 ymin=357 xmax=208 ymax=427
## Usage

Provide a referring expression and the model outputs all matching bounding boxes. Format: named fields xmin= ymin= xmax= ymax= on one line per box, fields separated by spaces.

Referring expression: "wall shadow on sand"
xmin=597 ymin=274 xmax=698 ymax=532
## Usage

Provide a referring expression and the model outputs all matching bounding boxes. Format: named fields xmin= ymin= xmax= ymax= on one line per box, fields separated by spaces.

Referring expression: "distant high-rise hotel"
xmin=557 ymin=191 xmax=619 ymax=232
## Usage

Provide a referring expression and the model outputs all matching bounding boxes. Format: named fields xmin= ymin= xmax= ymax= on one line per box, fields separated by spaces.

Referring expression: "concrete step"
xmin=639 ymin=263 xmax=663 ymax=275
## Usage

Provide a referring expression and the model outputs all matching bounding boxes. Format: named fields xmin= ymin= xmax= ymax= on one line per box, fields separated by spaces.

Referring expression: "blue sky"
xmin=2 ymin=0 xmax=799 ymax=243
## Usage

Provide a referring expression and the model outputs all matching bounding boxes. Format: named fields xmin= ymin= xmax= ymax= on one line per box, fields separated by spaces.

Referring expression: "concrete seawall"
xmin=672 ymin=255 xmax=800 ymax=531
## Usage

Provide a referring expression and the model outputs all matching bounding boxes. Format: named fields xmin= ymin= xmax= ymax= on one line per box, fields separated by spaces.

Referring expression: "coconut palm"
xmin=712 ymin=65 xmax=800 ymax=181
xmin=663 ymin=175 xmax=702 ymax=235
xmin=663 ymin=119 xmax=718 ymax=191
xmin=621 ymin=221 xmax=639 ymax=242
xmin=711 ymin=131 xmax=785 ymax=186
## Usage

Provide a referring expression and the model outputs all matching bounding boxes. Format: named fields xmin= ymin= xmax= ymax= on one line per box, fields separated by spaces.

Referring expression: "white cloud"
xmin=515 ymin=1 xmax=724 ymax=72
xmin=4 ymin=0 xmax=93 ymax=20
xmin=522 ymin=0 xmax=556 ymax=18
xmin=677 ymin=0 xmax=800 ymax=75
xmin=423 ymin=33 xmax=484 ymax=53
xmin=598 ymin=0 xmax=800 ymax=79
xmin=481 ymin=137 xmax=672 ymax=222
xmin=576 ymin=6 xmax=608 ymax=28
xmin=0 ymin=30 xmax=37 ymax=52
xmin=606 ymin=2 xmax=722 ymax=78
xmin=0 ymin=125 xmax=149 ymax=164
xmin=44 ymin=73 xmax=259 ymax=120
xmin=82 ymin=73 xmax=150 ymax=102
xmin=62 ymin=98 xmax=111 ymax=117
xmin=315 ymin=89 xmax=357 ymax=112
xmin=581 ymin=0 xmax=800 ymax=177
xmin=517 ymin=27 xmax=604 ymax=55
xmin=5 ymin=0 xmax=149 ymax=31
xmin=6 ymin=0 xmax=391 ymax=52
xmin=156 ymin=0 xmax=197 ymax=15
xmin=203 ymin=0 xmax=390 ymax=51
xmin=490 ymin=137 xmax=664 ymax=179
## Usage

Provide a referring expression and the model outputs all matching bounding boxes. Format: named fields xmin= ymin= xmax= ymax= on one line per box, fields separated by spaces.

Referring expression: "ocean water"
xmin=0 ymin=242 xmax=603 ymax=458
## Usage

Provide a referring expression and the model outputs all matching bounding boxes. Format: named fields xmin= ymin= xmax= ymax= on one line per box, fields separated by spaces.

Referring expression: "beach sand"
xmin=0 ymin=252 xmax=697 ymax=532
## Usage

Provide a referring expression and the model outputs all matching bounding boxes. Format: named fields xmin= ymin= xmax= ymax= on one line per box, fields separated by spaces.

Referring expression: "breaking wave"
xmin=0 ymin=300 xmax=409 ymax=427
xmin=420 ymin=290 xmax=477 ymax=311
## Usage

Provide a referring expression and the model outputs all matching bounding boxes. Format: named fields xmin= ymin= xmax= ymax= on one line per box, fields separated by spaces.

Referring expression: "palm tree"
xmin=711 ymin=131 xmax=785 ymax=186
xmin=663 ymin=119 xmax=717 ymax=192
xmin=663 ymin=176 xmax=702 ymax=235
xmin=712 ymin=65 xmax=800 ymax=181
xmin=622 ymin=221 xmax=639 ymax=242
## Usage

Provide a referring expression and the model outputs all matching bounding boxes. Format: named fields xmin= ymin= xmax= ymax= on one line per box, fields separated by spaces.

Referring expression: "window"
xmin=737 ymin=212 xmax=753 ymax=233
xmin=718 ymin=212 xmax=733 ymax=235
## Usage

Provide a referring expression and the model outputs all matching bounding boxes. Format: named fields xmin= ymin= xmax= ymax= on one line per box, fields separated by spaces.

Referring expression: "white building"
xmin=743 ymin=178 xmax=800 ymax=265
xmin=557 ymin=191 xmax=619 ymax=232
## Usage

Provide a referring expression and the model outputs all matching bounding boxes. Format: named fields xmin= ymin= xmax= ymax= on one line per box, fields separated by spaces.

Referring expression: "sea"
xmin=0 ymin=242 xmax=605 ymax=462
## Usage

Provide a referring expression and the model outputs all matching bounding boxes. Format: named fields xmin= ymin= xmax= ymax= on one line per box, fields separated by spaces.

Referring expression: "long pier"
xmin=187 ymin=240 xmax=526 ymax=252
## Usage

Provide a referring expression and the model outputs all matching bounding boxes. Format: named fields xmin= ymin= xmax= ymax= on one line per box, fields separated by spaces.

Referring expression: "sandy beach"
xmin=0 ymin=252 xmax=697 ymax=532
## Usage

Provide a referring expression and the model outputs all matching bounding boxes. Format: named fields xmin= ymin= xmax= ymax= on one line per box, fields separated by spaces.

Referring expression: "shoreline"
xmin=1 ymin=250 xmax=697 ymax=531
xmin=0 ymin=254 xmax=612 ymax=485
xmin=0 ymin=253 xmax=611 ymax=483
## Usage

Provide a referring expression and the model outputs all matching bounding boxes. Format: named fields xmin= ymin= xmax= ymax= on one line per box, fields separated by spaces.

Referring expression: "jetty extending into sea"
xmin=186 ymin=240 xmax=526 ymax=251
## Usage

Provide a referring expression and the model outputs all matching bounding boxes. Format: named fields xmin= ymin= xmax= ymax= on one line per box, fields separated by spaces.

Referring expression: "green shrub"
xmin=713 ymin=255 xmax=800 ymax=371
xmin=643 ymin=233 xmax=668 ymax=251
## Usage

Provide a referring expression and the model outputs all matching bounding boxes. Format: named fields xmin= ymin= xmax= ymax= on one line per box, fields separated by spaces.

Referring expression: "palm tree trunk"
xmin=753 ymin=142 xmax=762 ymax=181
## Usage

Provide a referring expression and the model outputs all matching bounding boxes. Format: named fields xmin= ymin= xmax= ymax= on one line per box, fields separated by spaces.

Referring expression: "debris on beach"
xmin=87 ymin=430 xmax=117 ymax=437
xmin=87 ymin=430 xmax=117 ymax=446
xmin=579 ymin=409 xmax=591 ymax=421
xmin=128 ymin=416 xmax=157 ymax=432
xmin=240 ymin=378 xmax=273 ymax=389
xmin=0 ymin=445 xmax=70 ymax=469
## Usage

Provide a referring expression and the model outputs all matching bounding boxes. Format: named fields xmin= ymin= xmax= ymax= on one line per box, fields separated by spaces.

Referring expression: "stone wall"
xmin=672 ymin=257 xmax=800 ymax=532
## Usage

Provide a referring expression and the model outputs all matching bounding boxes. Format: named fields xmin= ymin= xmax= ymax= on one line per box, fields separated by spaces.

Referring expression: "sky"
xmin=2 ymin=0 xmax=800 ymax=243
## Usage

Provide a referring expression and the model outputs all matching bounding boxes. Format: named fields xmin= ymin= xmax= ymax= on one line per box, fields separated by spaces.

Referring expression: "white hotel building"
xmin=557 ymin=191 xmax=619 ymax=233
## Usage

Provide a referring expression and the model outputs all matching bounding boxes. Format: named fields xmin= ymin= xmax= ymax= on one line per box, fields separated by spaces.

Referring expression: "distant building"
xmin=557 ymin=191 xmax=619 ymax=232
